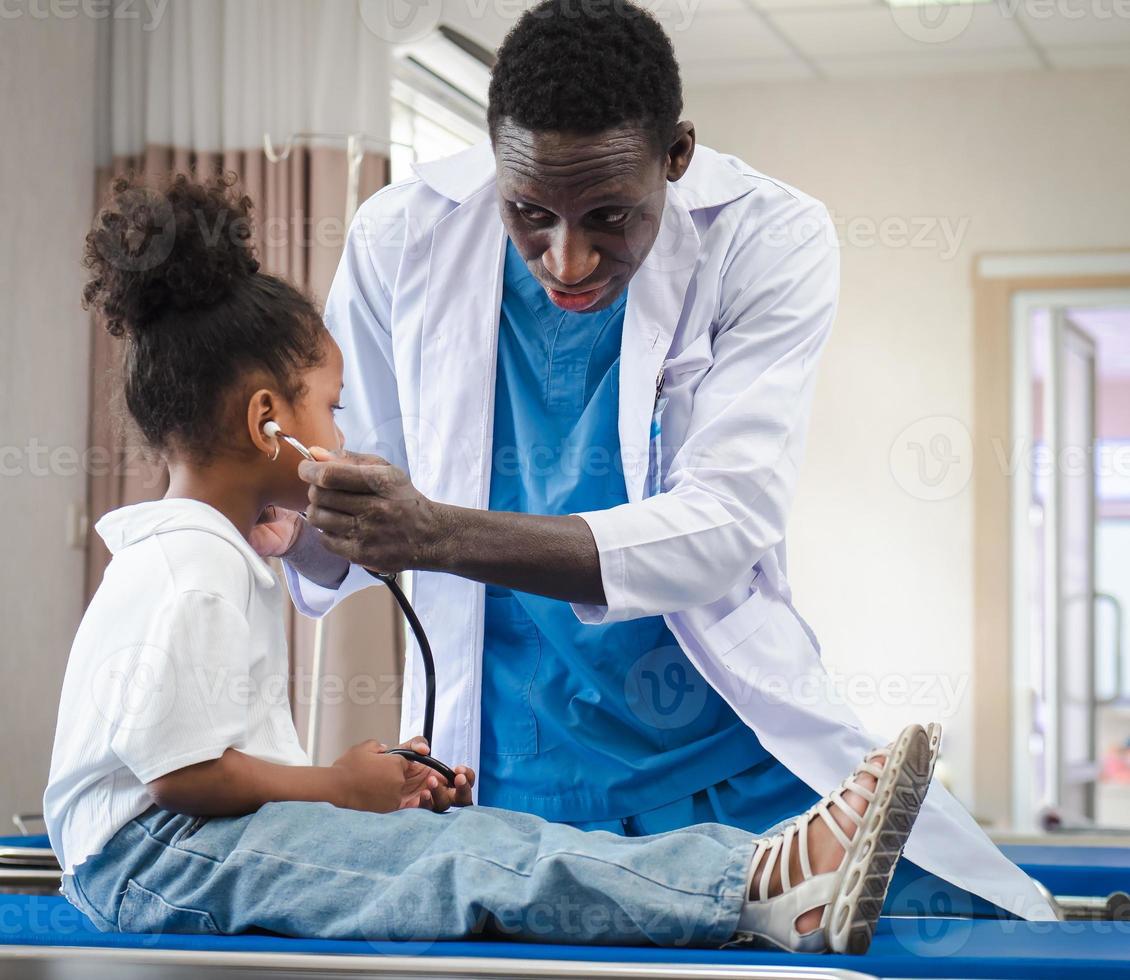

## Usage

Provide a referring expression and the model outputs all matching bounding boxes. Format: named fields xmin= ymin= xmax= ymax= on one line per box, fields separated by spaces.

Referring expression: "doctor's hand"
xmin=298 ymin=449 xmax=605 ymax=604
xmin=298 ymin=450 xmax=449 ymax=575
xmin=330 ymin=739 xmax=431 ymax=814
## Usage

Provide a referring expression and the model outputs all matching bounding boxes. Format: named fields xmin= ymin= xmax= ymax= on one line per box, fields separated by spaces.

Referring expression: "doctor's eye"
xmin=331 ymin=403 xmax=345 ymax=413
xmin=514 ymin=203 xmax=553 ymax=225
xmin=594 ymin=208 xmax=631 ymax=227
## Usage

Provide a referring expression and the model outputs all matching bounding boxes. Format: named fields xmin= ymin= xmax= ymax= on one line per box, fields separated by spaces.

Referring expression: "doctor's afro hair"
xmin=487 ymin=0 xmax=683 ymax=151
xmin=82 ymin=171 xmax=325 ymax=460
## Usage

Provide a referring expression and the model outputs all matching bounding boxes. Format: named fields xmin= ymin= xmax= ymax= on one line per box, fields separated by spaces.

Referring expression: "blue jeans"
xmin=64 ymin=802 xmax=757 ymax=947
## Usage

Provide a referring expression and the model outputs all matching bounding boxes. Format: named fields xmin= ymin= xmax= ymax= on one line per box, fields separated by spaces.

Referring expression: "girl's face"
xmin=260 ymin=331 xmax=345 ymax=511
xmin=290 ymin=332 xmax=346 ymax=458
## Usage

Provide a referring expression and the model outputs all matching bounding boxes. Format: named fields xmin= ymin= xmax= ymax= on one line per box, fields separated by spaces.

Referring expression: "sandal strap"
xmin=780 ymin=826 xmax=794 ymax=892
xmin=861 ymin=759 xmax=886 ymax=776
xmin=797 ymin=814 xmax=814 ymax=880
xmin=843 ymin=778 xmax=877 ymax=803
xmin=757 ymin=834 xmax=785 ymax=902
xmin=815 ymin=804 xmax=854 ymax=850
xmin=827 ymin=790 xmax=865 ymax=826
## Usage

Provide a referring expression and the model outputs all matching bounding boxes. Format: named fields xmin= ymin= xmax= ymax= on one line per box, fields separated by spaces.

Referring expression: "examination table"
xmin=2 ymin=834 xmax=1128 ymax=979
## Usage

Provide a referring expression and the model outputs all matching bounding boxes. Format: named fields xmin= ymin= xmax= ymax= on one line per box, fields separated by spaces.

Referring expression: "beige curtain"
xmin=85 ymin=143 xmax=405 ymax=759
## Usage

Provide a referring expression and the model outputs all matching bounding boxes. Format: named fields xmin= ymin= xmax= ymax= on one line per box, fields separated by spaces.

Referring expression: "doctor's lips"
xmin=543 ymin=279 xmax=612 ymax=312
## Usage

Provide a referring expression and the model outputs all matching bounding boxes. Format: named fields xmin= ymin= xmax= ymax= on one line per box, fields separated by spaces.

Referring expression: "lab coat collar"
xmin=411 ymin=138 xmax=753 ymax=212
xmin=95 ymin=498 xmax=278 ymax=589
xmin=618 ymin=182 xmax=700 ymax=502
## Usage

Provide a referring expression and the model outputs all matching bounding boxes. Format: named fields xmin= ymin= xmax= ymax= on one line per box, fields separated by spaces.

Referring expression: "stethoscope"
xmin=264 ymin=422 xmax=458 ymax=787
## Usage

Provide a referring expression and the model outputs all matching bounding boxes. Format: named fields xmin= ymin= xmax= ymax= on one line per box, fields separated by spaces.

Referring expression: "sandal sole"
xmin=825 ymin=723 xmax=933 ymax=955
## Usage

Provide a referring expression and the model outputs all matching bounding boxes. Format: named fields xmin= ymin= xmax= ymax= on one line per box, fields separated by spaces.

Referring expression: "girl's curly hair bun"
xmin=80 ymin=171 xmax=324 ymax=460
xmin=83 ymin=171 xmax=260 ymax=337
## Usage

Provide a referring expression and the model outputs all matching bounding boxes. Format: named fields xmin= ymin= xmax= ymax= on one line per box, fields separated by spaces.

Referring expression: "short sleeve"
xmin=107 ymin=590 xmax=252 ymax=783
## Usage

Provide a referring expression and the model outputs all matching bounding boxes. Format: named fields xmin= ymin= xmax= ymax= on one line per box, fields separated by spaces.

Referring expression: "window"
xmin=390 ymin=77 xmax=486 ymax=182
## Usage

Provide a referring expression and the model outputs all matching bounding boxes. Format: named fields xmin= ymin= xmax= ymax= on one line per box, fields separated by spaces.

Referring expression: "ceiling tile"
xmin=818 ymin=46 xmax=1044 ymax=77
xmin=769 ymin=4 xmax=1030 ymax=57
xmin=672 ymin=9 xmax=797 ymax=61
xmin=682 ymin=56 xmax=816 ymax=85
xmin=1017 ymin=1 xmax=1130 ymax=47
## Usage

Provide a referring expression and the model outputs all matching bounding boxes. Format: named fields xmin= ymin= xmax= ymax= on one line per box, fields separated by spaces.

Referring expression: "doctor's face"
xmin=493 ymin=120 xmax=695 ymax=313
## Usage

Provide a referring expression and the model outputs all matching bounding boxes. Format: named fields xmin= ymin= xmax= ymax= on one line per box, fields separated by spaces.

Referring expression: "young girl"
xmin=44 ymin=172 xmax=935 ymax=955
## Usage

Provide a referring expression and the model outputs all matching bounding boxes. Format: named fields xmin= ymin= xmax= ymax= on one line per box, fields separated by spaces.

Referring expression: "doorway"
xmin=1010 ymin=289 xmax=1130 ymax=833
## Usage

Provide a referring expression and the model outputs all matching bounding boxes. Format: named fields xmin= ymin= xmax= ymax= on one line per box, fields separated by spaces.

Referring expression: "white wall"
xmin=0 ymin=13 xmax=98 ymax=826
xmin=686 ymin=68 xmax=1130 ymax=812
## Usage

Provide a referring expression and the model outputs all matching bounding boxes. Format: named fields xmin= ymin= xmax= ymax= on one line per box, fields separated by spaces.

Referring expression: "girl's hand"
xmin=386 ymin=738 xmax=475 ymax=812
xmin=331 ymin=739 xmax=430 ymax=813
xmin=250 ymin=506 xmax=304 ymax=558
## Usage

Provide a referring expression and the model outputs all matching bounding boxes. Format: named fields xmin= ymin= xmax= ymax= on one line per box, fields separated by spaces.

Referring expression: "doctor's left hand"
xmin=298 ymin=449 xmax=450 ymax=574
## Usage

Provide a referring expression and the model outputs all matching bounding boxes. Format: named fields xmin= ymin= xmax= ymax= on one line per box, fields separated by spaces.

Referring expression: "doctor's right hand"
xmin=330 ymin=739 xmax=431 ymax=814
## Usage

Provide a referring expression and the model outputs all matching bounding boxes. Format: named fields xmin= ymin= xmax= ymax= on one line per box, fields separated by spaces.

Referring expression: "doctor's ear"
xmin=246 ymin=389 xmax=281 ymax=459
xmin=665 ymin=121 xmax=695 ymax=183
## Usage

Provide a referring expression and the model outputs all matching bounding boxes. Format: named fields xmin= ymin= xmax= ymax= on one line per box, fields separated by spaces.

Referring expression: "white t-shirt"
xmin=44 ymin=498 xmax=310 ymax=876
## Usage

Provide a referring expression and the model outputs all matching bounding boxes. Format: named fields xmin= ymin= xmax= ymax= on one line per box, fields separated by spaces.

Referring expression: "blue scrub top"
xmin=478 ymin=240 xmax=814 ymax=829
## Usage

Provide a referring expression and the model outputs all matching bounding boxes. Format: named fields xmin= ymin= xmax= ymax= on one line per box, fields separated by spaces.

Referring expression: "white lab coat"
xmin=287 ymin=139 xmax=1055 ymax=922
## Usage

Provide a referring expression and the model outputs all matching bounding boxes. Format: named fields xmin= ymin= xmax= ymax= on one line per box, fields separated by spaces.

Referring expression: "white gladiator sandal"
xmin=732 ymin=723 xmax=935 ymax=955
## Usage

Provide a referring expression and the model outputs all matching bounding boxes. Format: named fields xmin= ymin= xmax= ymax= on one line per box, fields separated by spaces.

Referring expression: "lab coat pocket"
xmin=704 ymin=580 xmax=770 ymax=656
xmin=661 ymin=329 xmax=715 ymax=385
xmin=116 ymin=878 xmax=219 ymax=935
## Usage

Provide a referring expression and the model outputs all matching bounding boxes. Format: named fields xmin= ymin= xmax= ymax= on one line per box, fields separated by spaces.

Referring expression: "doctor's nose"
xmin=541 ymin=231 xmax=599 ymax=288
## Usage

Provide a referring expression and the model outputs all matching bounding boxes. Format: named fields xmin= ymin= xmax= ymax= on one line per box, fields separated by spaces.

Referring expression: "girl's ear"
xmin=246 ymin=388 xmax=279 ymax=458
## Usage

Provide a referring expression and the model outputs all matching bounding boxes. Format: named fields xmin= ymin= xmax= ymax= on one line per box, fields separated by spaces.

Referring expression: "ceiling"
xmin=443 ymin=0 xmax=1130 ymax=86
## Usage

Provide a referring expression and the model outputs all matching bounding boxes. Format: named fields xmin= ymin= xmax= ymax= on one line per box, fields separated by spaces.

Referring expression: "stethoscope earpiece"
xmin=262 ymin=420 xmax=316 ymax=462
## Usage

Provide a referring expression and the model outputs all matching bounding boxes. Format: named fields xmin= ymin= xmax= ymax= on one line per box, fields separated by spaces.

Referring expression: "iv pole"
xmin=262 ymin=130 xmax=417 ymax=764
